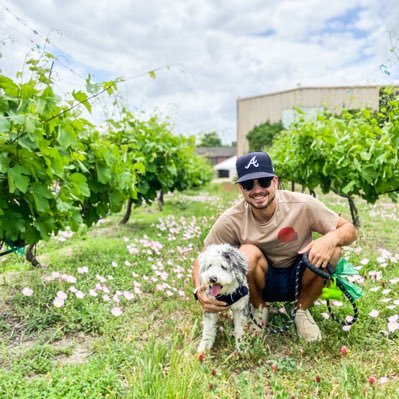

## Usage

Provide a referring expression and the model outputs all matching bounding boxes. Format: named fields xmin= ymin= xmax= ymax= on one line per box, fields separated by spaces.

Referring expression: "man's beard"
xmin=246 ymin=192 xmax=275 ymax=210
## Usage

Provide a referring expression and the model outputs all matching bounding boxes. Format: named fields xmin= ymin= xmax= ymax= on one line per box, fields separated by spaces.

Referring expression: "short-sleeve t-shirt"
xmin=204 ymin=190 xmax=339 ymax=268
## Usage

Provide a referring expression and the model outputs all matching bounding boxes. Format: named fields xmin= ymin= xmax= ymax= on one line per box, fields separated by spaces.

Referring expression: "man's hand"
xmin=197 ymin=285 xmax=230 ymax=313
xmin=298 ymin=216 xmax=357 ymax=269
xmin=298 ymin=234 xmax=337 ymax=269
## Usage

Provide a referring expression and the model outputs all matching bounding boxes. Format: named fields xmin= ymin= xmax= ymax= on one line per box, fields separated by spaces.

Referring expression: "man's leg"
xmin=240 ymin=244 xmax=269 ymax=329
xmin=239 ymin=244 xmax=268 ymax=308
xmin=295 ymin=247 xmax=342 ymax=342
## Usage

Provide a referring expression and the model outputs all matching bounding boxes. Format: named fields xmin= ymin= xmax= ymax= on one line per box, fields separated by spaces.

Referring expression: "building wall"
xmin=237 ymin=86 xmax=383 ymax=155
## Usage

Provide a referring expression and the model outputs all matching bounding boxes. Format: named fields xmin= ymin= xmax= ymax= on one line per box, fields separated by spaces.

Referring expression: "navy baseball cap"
xmin=236 ymin=152 xmax=276 ymax=183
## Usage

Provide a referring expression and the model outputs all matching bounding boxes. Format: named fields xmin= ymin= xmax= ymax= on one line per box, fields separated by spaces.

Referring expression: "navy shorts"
xmin=262 ymin=255 xmax=305 ymax=302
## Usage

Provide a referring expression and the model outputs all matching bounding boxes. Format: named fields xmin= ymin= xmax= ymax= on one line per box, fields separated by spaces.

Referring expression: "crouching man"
xmin=192 ymin=151 xmax=358 ymax=342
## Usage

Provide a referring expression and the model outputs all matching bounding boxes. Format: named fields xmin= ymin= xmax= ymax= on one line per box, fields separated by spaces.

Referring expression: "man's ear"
xmin=273 ymin=176 xmax=279 ymax=186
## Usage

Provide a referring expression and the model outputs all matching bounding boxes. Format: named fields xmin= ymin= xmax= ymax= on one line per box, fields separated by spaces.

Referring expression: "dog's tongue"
xmin=210 ymin=284 xmax=222 ymax=297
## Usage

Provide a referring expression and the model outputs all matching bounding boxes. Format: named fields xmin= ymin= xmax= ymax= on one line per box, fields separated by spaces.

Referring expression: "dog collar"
xmin=216 ymin=285 xmax=249 ymax=306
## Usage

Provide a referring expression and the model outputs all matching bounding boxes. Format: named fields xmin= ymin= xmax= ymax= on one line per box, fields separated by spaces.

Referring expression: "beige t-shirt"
xmin=204 ymin=190 xmax=339 ymax=268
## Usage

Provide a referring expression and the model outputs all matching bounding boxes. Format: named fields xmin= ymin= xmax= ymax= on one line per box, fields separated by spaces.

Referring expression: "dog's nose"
xmin=209 ymin=276 xmax=218 ymax=284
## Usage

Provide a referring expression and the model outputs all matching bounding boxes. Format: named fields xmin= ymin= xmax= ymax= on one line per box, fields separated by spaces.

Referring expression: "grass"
xmin=0 ymin=182 xmax=398 ymax=398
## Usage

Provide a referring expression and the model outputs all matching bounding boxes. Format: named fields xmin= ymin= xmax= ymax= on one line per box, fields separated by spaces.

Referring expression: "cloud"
xmin=1 ymin=0 xmax=398 ymax=144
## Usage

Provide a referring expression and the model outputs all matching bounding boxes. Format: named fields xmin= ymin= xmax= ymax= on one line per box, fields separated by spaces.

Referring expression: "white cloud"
xmin=1 ymin=0 xmax=398 ymax=144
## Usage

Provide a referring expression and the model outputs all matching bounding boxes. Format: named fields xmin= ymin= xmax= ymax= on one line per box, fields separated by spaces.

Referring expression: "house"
xmin=236 ymin=85 xmax=399 ymax=155
xmin=214 ymin=155 xmax=237 ymax=179
xmin=196 ymin=146 xmax=236 ymax=166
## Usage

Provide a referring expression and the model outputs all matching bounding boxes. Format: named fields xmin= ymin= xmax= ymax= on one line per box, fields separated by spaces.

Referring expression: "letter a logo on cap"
xmin=244 ymin=156 xmax=259 ymax=169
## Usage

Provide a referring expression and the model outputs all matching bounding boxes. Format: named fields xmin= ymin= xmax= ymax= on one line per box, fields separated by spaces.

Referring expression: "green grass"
xmin=0 ymin=183 xmax=398 ymax=398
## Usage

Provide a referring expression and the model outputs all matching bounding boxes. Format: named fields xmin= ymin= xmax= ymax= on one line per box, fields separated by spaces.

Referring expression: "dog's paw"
xmin=198 ymin=341 xmax=212 ymax=353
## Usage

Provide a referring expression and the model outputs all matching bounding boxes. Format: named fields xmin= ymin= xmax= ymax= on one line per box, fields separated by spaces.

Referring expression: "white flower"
xmin=78 ymin=266 xmax=89 ymax=274
xmin=89 ymin=289 xmax=98 ymax=297
xmin=111 ymin=307 xmax=123 ymax=317
xmin=53 ymin=297 xmax=65 ymax=308
xmin=123 ymin=291 xmax=134 ymax=300
xmin=112 ymin=261 xmax=118 ymax=268
xmin=75 ymin=291 xmax=85 ymax=299
xmin=56 ymin=291 xmax=68 ymax=300
xmin=369 ymin=310 xmax=379 ymax=318
xmin=22 ymin=287 xmax=33 ymax=297
xmin=370 ymin=286 xmax=380 ymax=292
xmin=387 ymin=320 xmax=399 ymax=333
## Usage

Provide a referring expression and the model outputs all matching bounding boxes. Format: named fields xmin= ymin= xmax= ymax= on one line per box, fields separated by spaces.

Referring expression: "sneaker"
xmin=294 ymin=309 xmax=322 ymax=342
xmin=248 ymin=304 xmax=269 ymax=331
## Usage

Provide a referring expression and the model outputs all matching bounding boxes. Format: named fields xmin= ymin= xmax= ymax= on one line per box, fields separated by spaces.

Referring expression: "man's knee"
xmin=239 ymin=244 xmax=268 ymax=284
xmin=239 ymin=244 xmax=267 ymax=271
xmin=330 ymin=246 xmax=342 ymax=266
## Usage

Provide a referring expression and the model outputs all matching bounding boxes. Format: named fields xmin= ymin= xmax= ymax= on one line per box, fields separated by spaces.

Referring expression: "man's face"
xmin=238 ymin=176 xmax=278 ymax=210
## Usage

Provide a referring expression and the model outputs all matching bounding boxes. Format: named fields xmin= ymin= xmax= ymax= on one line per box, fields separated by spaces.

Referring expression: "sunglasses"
xmin=240 ymin=177 xmax=273 ymax=191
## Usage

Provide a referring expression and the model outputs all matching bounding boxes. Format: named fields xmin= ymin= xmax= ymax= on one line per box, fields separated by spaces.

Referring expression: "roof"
xmin=197 ymin=146 xmax=237 ymax=158
xmin=237 ymin=84 xmax=399 ymax=103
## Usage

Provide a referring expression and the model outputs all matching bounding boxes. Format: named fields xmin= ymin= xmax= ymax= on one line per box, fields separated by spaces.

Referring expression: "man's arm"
xmin=298 ymin=216 xmax=358 ymax=269
xmin=192 ymin=256 xmax=230 ymax=313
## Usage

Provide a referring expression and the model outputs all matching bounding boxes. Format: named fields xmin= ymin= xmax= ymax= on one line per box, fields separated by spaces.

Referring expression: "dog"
xmin=197 ymin=243 xmax=249 ymax=352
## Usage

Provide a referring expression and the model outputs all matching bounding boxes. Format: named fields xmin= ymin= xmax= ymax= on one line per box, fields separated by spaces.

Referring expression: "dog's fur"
xmin=197 ymin=244 xmax=249 ymax=352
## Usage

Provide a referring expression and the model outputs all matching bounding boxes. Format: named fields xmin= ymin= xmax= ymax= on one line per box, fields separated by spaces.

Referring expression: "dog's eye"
xmin=221 ymin=265 xmax=227 ymax=271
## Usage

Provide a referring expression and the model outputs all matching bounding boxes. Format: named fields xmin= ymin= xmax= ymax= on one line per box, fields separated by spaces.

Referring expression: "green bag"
xmin=329 ymin=258 xmax=364 ymax=302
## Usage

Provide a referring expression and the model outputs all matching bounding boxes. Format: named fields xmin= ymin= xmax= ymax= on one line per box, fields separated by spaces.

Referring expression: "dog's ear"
xmin=222 ymin=248 xmax=248 ymax=284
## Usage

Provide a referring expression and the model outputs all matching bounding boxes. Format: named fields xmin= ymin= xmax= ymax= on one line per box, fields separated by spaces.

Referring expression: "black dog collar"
xmin=216 ymin=285 xmax=249 ymax=306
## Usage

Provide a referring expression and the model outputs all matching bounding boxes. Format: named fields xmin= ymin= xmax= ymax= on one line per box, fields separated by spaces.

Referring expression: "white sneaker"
xmin=248 ymin=304 xmax=269 ymax=331
xmin=294 ymin=309 xmax=322 ymax=342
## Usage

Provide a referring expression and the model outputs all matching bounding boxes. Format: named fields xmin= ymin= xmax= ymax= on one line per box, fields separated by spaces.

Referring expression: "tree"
xmin=198 ymin=131 xmax=222 ymax=147
xmin=0 ymin=53 xmax=133 ymax=265
xmin=247 ymin=121 xmax=283 ymax=152
xmin=270 ymin=87 xmax=399 ymax=228
xmin=106 ymin=110 xmax=213 ymax=223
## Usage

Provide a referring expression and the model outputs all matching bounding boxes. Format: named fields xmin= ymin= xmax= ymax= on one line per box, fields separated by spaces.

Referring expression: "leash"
xmin=248 ymin=252 xmax=360 ymax=333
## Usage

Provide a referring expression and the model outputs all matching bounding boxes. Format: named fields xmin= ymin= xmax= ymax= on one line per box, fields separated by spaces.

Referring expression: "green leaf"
xmin=31 ymin=182 xmax=53 ymax=212
xmin=0 ymin=116 xmax=10 ymax=133
xmin=96 ymin=163 xmax=112 ymax=184
xmin=149 ymin=70 xmax=156 ymax=79
xmin=57 ymin=127 xmax=77 ymax=150
xmin=0 ymin=75 xmax=19 ymax=96
xmin=69 ymin=173 xmax=90 ymax=198
xmin=8 ymin=165 xmax=30 ymax=193
xmin=72 ymin=90 xmax=92 ymax=113
xmin=0 ymin=153 xmax=10 ymax=173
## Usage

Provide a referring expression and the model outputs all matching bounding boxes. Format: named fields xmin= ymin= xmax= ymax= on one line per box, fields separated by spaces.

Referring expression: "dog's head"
xmin=198 ymin=244 xmax=248 ymax=297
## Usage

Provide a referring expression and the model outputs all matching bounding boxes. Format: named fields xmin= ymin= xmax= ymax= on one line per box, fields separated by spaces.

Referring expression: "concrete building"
xmin=237 ymin=85 xmax=397 ymax=155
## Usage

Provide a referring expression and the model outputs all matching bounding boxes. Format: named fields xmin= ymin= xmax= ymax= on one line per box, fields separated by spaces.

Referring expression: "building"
xmin=214 ymin=155 xmax=237 ymax=179
xmin=196 ymin=146 xmax=236 ymax=166
xmin=236 ymin=85 xmax=398 ymax=155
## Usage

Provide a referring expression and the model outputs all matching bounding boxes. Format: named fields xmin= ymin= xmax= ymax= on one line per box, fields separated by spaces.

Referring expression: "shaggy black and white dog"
xmin=197 ymin=244 xmax=249 ymax=352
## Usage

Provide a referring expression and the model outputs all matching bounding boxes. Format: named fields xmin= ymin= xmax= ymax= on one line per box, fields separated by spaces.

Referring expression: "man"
xmin=192 ymin=151 xmax=358 ymax=342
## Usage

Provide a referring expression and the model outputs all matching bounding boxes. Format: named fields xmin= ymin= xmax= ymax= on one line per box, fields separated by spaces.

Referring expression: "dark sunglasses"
xmin=240 ymin=177 xmax=273 ymax=191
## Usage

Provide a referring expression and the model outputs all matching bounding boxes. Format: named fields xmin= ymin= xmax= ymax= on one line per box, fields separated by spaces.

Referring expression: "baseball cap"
xmin=236 ymin=152 xmax=276 ymax=183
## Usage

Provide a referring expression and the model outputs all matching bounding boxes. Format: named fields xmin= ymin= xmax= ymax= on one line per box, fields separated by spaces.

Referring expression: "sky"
xmin=1 ymin=0 xmax=398 ymax=145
